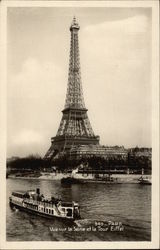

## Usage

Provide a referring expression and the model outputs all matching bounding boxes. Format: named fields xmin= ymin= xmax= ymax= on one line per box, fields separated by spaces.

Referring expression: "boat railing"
xmin=23 ymin=198 xmax=58 ymax=208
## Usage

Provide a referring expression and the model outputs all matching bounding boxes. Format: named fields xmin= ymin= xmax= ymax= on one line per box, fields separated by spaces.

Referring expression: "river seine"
xmin=6 ymin=178 xmax=151 ymax=241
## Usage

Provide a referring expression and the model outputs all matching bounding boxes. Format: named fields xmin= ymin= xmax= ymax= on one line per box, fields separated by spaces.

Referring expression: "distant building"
xmin=128 ymin=147 xmax=152 ymax=160
xmin=67 ymin=144 xmax=128 ymax=160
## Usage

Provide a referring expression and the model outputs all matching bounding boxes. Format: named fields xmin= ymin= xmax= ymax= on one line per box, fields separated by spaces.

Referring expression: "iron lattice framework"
xmin=45 ymin=17 xmax=99 ymax=160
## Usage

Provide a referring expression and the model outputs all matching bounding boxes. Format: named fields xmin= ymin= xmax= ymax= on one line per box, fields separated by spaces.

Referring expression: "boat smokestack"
xmin=36 ymin=188 xmax=40 ymax=195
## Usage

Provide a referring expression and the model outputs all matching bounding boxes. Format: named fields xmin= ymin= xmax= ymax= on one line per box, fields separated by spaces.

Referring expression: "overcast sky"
xmin=7 ymin=7 xmax=152 ymax=157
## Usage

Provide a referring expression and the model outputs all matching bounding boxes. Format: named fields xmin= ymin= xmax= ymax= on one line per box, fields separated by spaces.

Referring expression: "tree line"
xmin=7 ymin=153 xmax=151 ymax=174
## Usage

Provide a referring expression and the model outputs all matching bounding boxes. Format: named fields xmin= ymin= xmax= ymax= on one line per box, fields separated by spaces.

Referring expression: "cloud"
xmin=7 ymin=58 xmax=67 ymax=156
xmin=8 ymin=58 xmax=65 ymax=99
xmin=83 ymin=14 xmax=149 ymax=34
xmin=8 ymin=129 xmax=46 ymax=157
xmin=80 ymin=15 xmax=151 ymax=147
xmin=12 ymin=129 xmax=43 ymax=146
xmin=81 ymin=14 xmax=150 ymax=63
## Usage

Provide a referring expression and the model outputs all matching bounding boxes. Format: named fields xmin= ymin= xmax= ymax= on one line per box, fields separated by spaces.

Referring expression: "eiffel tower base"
xmin=45 ymin=135 xmax=99 ymax=160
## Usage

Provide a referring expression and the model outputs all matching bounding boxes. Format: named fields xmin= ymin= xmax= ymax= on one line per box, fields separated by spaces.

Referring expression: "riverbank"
xmin=8 ymin=173 xmax=151 ymax=184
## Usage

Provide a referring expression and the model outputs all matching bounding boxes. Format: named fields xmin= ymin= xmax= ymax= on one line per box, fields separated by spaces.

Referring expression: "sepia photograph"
xmin=0 ymin=0 xmax=159 ymax=249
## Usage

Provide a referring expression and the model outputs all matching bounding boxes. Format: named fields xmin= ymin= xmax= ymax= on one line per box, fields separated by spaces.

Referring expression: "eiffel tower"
xmin=45 ymin=17 xmax=99 ymax=160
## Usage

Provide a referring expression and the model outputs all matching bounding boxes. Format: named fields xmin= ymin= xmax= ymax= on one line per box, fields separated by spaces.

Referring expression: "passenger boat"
xmin=138 ymin=176 xmax=152 ymax=185
xmin=9 ymin=188 xmax=80 ymax=220
xmin=61 ymin=173 xmax=118 ymax=184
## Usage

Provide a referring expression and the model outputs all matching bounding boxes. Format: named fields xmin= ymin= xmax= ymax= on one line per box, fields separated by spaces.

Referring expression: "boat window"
xmin=52 ymin=210 xmax=54 ymax=215
xmin=61 ymin=202 xmax=73 ymax=207
xmin=66 ymin=208 xmax=72 ymax=217
xmin=12 ymin=192 xmax=24 ymax=198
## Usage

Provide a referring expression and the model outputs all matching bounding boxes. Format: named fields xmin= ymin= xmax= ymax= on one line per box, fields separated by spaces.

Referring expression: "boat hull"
xmin=139 ymin=181 xmax=151 ymax=185
xmin=61 ymin=176 xmax=119 ymax=184
xmin=9 ymin=201 xmax=75 ymax=221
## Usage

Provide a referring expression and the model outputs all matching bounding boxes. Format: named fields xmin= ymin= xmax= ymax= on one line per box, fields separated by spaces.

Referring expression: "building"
xmin=68 ymin=145 xmax=128 ymax=160
xmin=128 ymin=147 xmax=152 ymax=160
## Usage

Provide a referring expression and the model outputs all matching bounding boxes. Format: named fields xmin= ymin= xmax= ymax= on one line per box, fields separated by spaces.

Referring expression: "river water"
xmin=6 ymin=178 xmax=151 ymax=241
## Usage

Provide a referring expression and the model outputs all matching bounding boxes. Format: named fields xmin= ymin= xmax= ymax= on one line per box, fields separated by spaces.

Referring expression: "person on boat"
xmin=37 ymin=194 xmax=44 ymax=202
xmin=51 ymin=196 xmax=61 ymax=206
xmin=51 ymin=196 xmax=56 ymax=203
xmin=24 ymin=192 xmax=30 ymax=199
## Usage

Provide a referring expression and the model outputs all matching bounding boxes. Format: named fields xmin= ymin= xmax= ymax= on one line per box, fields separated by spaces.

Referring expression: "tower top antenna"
xmin=73 ymin=16 xmax=77 ymax=24
xmin=70 ymin=16 xmax=80 ymax=31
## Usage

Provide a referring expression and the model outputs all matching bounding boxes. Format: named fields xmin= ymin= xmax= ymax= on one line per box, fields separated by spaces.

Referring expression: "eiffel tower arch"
xmin=45 ymin=17 xmax=100 ymax=160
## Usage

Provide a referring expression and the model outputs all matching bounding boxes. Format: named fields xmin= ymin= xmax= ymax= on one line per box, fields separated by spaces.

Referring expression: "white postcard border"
xmin=0 ymin=1 xmax=159 ymax=249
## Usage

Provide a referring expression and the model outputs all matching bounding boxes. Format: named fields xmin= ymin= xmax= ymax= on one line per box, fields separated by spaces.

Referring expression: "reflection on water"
xmin=6 ymin=178 xmax=151 ymax=241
